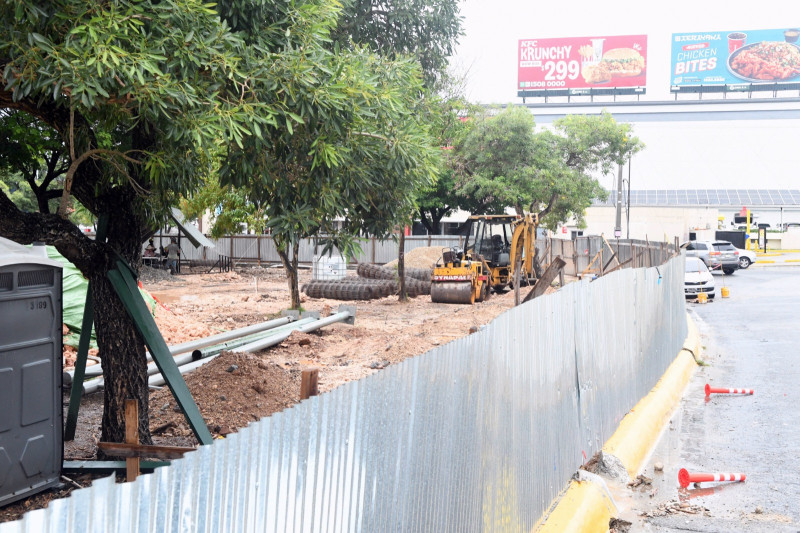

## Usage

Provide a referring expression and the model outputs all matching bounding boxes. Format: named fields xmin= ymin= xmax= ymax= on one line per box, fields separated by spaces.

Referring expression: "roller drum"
xmin=430 ymin=281 xmax=475 ymax=304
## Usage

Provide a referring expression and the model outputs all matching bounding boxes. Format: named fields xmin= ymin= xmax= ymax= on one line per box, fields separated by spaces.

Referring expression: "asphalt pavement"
xmin=617 ymin=267 xmax=800 ymax=532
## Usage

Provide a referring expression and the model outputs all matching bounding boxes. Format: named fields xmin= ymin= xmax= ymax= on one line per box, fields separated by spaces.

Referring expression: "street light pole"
xmin=614 ymin=163 xmax=623 ymax=239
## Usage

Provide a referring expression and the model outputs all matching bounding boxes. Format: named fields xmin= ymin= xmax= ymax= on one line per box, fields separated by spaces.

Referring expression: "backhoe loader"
xmin=430 ymin=214 xmax=537 ymax=304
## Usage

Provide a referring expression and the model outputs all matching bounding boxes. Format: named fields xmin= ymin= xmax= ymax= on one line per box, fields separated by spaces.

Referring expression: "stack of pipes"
xmin=67 ymin=307 xmax=355 ymax=395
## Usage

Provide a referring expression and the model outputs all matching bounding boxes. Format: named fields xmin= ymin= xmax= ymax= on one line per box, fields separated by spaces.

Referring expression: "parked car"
xmin=714 ymin=240 xmax=757 ymax=268
xmin=680 ymin=240 xmax=740 ymax=275
xmin=684 ymin=256 xmax=715 ymax=299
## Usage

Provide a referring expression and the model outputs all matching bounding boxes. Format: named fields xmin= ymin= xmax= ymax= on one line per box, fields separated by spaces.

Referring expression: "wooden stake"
xmin=300 ymin=368 xmax=319 ymax=400
xmin=125 ymin=399 xmax=139 ymax=482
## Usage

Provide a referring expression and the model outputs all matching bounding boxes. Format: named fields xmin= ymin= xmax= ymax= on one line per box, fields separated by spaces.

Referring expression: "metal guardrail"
xmin=3 ymin=254 xmax=686 ymax=532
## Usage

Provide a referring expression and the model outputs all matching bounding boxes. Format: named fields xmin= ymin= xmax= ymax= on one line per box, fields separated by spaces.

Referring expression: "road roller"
xmin=430 ymin=214 xmax=537 ymax=304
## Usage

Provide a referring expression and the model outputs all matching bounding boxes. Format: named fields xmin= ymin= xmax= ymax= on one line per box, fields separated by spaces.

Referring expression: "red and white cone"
xmin=679 ymin=468 xmax=746 ymax=488
xmin=705 ymin=384 xmax=754 ymax=396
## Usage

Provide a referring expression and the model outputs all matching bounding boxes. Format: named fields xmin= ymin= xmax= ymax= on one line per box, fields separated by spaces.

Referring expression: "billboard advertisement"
xmin=518 ymin=35 xmax=647 ymax=96
xmin=670 ymin=28 xmax=800 ymax=91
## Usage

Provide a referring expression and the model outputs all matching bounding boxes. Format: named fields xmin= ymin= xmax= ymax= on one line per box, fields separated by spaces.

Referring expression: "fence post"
xmin=230 ymin=235 xmax=234 ymax=262
xmin=301 ymin=368 xmax=319 ymax=400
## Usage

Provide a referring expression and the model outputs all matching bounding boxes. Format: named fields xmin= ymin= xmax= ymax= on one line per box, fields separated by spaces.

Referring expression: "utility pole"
xmin=614 ymin=163 xmax=623 ymax=239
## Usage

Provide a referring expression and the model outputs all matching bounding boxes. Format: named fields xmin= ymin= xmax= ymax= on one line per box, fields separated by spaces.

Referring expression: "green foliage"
xmin=332 ymin=0 xmax=463 ymax=88
xmin=455 ymin=107 xmax=643 ymax=230
xmin=0 ymin=173 xmax=38 ymax=212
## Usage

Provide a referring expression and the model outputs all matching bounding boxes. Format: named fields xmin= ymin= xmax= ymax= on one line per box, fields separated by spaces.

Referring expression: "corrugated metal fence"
xmin=162 ymin=234 xmax=676 ymax=277
xmin=3 ymin=255 xmax=687 ymax=532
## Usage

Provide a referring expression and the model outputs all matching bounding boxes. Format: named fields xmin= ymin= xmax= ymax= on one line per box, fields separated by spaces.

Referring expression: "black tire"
xmin=723 ymin=268 xmax=735 ymax=275
xmin=708 ymin=293 xmax=715 ymax=300
xmin=477 ymin=282 xmax=489 ymax=302
xmin=739 ymin=257 xmax=751 ymax=269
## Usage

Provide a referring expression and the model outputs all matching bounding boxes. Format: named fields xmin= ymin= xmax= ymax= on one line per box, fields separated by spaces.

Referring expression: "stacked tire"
xmin=303 ymin=264 xmax=432 ymax=301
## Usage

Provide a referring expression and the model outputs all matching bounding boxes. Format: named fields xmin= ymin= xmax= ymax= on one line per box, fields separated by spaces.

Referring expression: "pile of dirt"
xmin=384 ymin=246 xmax=444 ymax=269
xmin=148 ymin=350 xmax=302 ymax=444
xmin=138 ymin=265 xmax=174 ymax=283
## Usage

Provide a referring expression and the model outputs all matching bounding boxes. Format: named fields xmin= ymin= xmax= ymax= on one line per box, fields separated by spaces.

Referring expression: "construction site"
xmin=0 ymin=230 xmax=686 ymax=531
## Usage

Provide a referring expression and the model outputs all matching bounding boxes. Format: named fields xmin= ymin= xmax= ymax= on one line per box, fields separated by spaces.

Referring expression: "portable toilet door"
xmin=0 ymin=238 xmax=64 ymax=506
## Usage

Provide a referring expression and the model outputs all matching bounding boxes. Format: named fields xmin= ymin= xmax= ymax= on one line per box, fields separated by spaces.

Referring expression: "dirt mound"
xmin=384 ymin=246 xmax=443 ymax=269
xmin=148 ymin=351 xmax=301 ymax=443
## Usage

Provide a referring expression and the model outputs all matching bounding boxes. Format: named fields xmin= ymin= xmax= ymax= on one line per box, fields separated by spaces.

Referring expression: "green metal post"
xmin=64 ymin=215 xmax=109 ymax=441
xmin=107 ymin=260 xmax=212 ymax=445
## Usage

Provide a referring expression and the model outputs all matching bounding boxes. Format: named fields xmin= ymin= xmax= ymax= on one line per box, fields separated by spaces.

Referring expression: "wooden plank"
xmin=98 ymin=442 xmax=196 ymax=461
xmin=300 ymin=368 xmax=319 ymax=400
xmin=125 ymin=400 xmax=139 ymax=482
xmin=604 ymin=257 xmax=632 ymax=275
xmin=581 ymin=250 xmax=602 ymax=277
xmin=522 ymin=257 xmax=566 ymax=304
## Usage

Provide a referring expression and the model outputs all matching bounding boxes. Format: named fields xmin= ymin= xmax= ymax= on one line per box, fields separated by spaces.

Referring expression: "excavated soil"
xmin=3 ymin=251 xmax=568 ymax=521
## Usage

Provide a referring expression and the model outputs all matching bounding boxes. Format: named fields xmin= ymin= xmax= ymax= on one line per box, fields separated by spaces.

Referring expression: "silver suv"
xmin=681 ymin=241 xmax=740 ymax=275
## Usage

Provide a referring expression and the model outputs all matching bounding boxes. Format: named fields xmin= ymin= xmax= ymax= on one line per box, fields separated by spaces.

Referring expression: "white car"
xmin=685 ymin=256 xmax=715 ymax=299
xmin=735 ymin=247 xmax=757 ymax=269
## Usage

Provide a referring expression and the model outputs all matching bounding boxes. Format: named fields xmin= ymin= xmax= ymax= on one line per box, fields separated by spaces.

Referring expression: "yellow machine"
xmin=430 ymin=214 xmax=537 ymax=304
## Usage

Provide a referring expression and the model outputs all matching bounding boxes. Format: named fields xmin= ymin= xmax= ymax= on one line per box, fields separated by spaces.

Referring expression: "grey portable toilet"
xmin=0 ymin=238 xmax=63 ymax=506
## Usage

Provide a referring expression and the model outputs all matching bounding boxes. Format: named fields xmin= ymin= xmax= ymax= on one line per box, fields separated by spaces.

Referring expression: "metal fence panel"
xmin=5 ymin=255 xmax=687 ymax=533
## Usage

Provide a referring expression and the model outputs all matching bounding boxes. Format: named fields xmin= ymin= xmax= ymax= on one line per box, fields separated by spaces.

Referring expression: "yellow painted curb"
xmin=535 ymin=478 xmax=616 ymax=533
xmin=758 ymin=260 xmax=776 ymax=263
xmin=602 ymin=315 xmax=699 ymax=477
xmin=535 ymin=315 xmax=700 ymax=531
xmin=786 ymin=259 xmax=800 ymax=263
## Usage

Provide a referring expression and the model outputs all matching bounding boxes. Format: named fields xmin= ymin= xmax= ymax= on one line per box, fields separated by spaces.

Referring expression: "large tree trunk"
xmin=94 ymin=273 xmax=152 ymax=445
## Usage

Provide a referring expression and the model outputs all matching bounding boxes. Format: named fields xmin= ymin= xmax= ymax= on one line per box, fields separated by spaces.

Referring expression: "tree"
xmin=455 ymin=107 xmax=643 ymax=271
xmin=219 ymin=45 xmax=439 ymax=308
xmin=0 ymin=0 xmax=359 ymax=443
xmin=331 ymin=0 xmax=463 ymax=89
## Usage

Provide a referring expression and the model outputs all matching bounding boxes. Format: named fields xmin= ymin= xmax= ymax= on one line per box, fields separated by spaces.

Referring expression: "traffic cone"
xmin=705 ymin=384 xmax=754 ymax=396
xmin=679 ymin=468 xmax=745 ymax=488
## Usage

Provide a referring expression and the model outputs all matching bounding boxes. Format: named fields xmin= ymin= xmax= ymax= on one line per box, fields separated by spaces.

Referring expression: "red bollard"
xmin=705 ymin=384 xmax=754 ymax=396
xmin=678 ymin=468 xmax=746 ymax=488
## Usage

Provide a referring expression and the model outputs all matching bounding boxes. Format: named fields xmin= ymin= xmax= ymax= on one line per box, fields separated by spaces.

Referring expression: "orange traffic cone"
xmin=705 ymin=384 xmax=754 ymax=397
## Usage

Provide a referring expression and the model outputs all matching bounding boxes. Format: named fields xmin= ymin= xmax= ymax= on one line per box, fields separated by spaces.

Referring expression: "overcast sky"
xmin=450 ymin=1 xmax=800 ymax=192
xmin=453 ymin=0 xmax=799 ymax=103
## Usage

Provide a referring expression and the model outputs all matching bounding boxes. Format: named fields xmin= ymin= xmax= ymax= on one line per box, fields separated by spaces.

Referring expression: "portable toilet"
xmin=0 ymin=238 xmax=63 ymax=506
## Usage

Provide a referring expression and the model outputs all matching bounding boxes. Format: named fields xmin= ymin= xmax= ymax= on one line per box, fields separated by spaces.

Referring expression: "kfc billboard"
xmin=518 ymin=34 xmax=647 ymax=96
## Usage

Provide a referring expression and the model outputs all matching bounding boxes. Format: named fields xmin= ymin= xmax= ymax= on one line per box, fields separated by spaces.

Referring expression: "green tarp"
xmin=40 ymin=246 xmax=158 ymax=348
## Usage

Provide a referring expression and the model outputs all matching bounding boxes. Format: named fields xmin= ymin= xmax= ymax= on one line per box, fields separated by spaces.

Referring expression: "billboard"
xmin=518 ymin=35 xmax=647 ymax=97
xmin=670 ymin=28 xmax=800 ymax=92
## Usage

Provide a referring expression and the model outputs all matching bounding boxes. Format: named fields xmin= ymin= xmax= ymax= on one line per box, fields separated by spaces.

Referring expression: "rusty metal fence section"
xmin=3 ymin=255 xmax=687 ymax=533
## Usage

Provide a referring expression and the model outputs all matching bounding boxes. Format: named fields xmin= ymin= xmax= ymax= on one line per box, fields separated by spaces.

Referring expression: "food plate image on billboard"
xmin=518 ymin=35 xmax=647 ymax=97
xmin=671 ymin=27 xmax=800 ymax=92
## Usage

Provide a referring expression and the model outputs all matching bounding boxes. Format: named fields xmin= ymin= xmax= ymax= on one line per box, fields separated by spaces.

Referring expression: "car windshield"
xmin=713 ymin=243 xmax=736 ymax=251
xmin=685 ymin=258 xmax=708 ymax=273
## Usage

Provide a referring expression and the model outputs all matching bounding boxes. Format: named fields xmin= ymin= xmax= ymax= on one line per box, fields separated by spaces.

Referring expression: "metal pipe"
xmin=148 ymin=314 xmax=350 ymax=387
xmin=80 ymin=317 xmax=320 ymax=395
xmin=66 ymin=316 xmax=297 ymax=382
xmin=233 ymin=311 xmax=352 ymax=354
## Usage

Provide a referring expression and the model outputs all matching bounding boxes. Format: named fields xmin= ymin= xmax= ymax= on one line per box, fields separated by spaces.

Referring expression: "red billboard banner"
xmin=518 ymin=35 xmax=647 ymax=93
